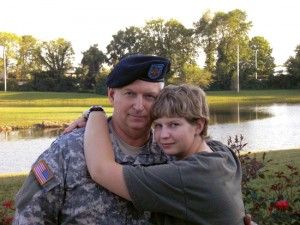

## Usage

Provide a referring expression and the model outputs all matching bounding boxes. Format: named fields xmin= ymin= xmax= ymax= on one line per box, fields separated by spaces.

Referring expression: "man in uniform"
xmin=13 ymin=54 xmax=170 ymax=224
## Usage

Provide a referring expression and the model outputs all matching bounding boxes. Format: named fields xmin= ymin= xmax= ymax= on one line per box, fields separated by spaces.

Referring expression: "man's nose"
xmin=133 ymin=96 xmax=144 ymax=111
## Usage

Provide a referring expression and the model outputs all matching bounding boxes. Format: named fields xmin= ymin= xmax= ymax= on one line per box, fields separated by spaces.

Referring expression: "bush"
xmin=268 ymin=75 xmax=300 ymax=89
xmin=0 ymin=199 xmax=15 ymax=225
xmin=228 ymin=135 xmax=300 ymax=224
xmin=30 ymin=71 xmax=79 ymax=92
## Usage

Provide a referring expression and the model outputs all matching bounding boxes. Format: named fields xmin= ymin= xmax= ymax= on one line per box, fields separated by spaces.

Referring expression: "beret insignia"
xmin=148 ymin=64 xmax=164 ymax=80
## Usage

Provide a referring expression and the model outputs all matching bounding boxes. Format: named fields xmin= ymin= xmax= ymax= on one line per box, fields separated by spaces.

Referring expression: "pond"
xmin=1 ymin=103 xmax=300 ymax=173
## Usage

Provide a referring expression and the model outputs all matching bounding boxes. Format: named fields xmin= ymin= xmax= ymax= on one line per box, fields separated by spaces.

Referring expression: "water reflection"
xmin=0 ymin=127 xmax=63 ymax=141
xmin=1 ymin=103 xmax=300 ymax=173
xmin=209 ymin=103 xmax=272 ymax=125
xmin=209 ymin=103 xmax=300 ymax=152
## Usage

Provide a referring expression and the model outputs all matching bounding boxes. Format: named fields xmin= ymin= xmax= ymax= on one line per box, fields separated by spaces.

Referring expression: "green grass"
xmin=0 ymin=173 xmax=27 ymax=203
xmin=207 ymin=89 xmax=300 ymax=104
xmin=1 ymin=89 xmax=300 ymax=128
xmin=0 ymin=149 xmax=299 ymax=207
xmin=0 ymin=91 xmax=113 ymax=128
xmin=248 ymin=149 xmax=300 ymax=189
xmin=0 ymin=91 xmax=110 ymax=107
xmin=0 ymin=106 xmax=113 ymax=128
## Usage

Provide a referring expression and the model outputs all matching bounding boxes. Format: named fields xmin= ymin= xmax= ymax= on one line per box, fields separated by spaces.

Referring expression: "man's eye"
xmin=145 ymin=95 xmax=157 ymax=100
xmin=125 ymin=92 xmax=134 ymax=96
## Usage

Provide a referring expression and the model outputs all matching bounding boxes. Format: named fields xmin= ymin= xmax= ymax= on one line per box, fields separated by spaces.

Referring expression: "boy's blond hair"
xmin=151 ymin=84 xmax=209 ymax=136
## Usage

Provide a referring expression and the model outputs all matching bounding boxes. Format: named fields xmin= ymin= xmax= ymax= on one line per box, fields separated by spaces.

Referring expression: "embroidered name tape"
xmin=32 ymin=160 xmax=54 ymax=186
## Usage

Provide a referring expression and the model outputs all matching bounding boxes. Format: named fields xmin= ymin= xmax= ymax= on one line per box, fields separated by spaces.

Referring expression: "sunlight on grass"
xmin=0 ymin=106 xmax=113 ymax=128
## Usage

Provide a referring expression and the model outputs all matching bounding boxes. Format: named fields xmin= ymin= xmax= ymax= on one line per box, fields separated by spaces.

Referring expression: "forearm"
xmin=84 ymin=112 xmax=114 ymax=168
xmin=84 ymin=112 xmax=130 ymax=200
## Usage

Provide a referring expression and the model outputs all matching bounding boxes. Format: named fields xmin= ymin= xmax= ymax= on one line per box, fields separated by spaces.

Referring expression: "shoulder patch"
xmin=32 ymin=160 xmax=54 ymax=186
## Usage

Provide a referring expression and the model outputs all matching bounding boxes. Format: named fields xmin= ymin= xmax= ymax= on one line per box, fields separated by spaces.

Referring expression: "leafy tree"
xmin=181 ymin=63 xmax=212 ymax=89
xmin=106 ymin=19 xmax=198 ymax=83
xmin=249 ymin=36 xmax=275 ymax=79
xmin=216 ymin=10 xmax=252 ymax=90
xmin=195 ymin=9 xmax=252 ymax=90
xmin=194 ymin=10 xmax=218 ymax=73
xmin=80 ymin=44 xmax=106 ymax=89
xmin=140 ymin=19 xmax=198 ymax=81
xmin=106 ymin=26 xmax=144 ymax=65
xmin=0 ymin=32 xmax=20 ymax=79
xmin=95 ymin=67 xmax=110 ymax=95
xmin=15 ymin=35 xmax=41 ymax=80
xmin=36 ymin=38 xmax=74 ymax=78
xmin=285 ymin=44 xmax=300 ymax=79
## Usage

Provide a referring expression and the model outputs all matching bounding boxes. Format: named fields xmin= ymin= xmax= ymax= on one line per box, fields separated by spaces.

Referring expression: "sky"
xmin=1 ymin=0 xmax=299 ymax=67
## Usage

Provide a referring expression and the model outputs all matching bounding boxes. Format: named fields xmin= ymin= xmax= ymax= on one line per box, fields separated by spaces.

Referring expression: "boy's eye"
xmin=169 ymin=122 xmax=179 ymax=128
xmin=153 ymin=123 xmax=162 ymax=129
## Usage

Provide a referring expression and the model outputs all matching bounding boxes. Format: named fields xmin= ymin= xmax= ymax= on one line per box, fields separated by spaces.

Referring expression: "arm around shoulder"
xmin=84 ymin=112 xmax=131 ymax=200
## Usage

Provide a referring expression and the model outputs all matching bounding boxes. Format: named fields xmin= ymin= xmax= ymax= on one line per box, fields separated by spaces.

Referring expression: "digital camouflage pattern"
xmin=13 ymin=119 xmax=168 ymax=225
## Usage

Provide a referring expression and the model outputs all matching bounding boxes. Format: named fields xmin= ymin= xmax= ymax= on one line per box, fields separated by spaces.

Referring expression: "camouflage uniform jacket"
xmin=13 ymin=119 xmax=168 ymax=225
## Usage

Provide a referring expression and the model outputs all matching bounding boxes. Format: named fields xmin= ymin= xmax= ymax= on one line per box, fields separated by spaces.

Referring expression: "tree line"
xmin=0 ymin=9 xmax=299 ymax=93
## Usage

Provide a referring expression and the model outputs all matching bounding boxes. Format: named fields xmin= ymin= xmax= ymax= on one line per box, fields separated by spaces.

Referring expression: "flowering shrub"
xmin=0 ymin=200 xmax=14 ymax=225
xmin=228 ymin=135 xmax=300 ymax=225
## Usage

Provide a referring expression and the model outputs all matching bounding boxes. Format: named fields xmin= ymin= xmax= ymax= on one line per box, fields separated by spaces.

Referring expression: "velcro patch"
xmin=32 ymin=160 xmax=54 ymax=186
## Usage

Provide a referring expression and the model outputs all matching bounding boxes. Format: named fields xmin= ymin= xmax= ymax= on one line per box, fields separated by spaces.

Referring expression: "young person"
xmin=84 ymin=84 xmax=246 ymax=225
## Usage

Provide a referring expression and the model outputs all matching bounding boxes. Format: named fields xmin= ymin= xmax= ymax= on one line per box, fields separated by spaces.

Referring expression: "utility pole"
xmin=255 ymin=49 xmax=258 ymax=79
xmin=3 ymin=46 xmax=7 ymax=92
xmin=237 ymin=44 xmax=239 ymax=93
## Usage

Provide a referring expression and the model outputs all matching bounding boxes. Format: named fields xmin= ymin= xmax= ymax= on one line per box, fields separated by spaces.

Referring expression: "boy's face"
xmin=153 ymin=117 xmax=203 ymax=159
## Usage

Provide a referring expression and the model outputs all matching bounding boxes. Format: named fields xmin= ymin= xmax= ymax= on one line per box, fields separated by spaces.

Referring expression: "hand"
xmin=62 ymin=117 xmax=87 ymax=134
xmin=244 ymin=214 xmax=258 ymax=225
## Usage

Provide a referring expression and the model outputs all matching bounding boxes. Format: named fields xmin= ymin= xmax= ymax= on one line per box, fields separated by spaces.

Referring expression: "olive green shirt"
xmin=123 ymin=140 xmax=245 ymax=225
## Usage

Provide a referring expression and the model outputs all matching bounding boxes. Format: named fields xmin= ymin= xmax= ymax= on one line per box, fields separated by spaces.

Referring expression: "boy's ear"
xmin=195 ymin=118 xmax=205 ymax=135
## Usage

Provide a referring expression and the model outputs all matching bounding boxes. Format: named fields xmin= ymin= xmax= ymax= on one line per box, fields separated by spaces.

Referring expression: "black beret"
xmin=106 ymin=54 xmax=170 ymax=88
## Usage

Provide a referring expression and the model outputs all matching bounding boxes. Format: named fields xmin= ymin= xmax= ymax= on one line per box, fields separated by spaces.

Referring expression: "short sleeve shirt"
xmin=123 ymin=140 xmax=245 ymax=225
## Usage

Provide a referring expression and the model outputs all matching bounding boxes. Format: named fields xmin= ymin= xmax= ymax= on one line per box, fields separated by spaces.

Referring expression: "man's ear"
xmin=107 ymin=88 xmax=115 ymax=104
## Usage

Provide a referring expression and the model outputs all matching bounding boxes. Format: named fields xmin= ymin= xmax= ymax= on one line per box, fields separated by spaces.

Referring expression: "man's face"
xmin=108 ymin=79 xmax=163 ymax=134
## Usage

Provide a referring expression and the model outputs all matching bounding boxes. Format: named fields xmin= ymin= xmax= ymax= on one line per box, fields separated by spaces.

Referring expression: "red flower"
xmin=3 ymin=216 xmax=14 ymax=225
xmin=274 ymin=200 xmax=289 ymax=211
xmin=2 ymin=200 xmax=14 ymax=210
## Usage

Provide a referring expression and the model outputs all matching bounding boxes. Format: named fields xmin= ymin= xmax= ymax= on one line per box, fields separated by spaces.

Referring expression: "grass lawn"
xmin=248 ymin=149 xmax=300 ymax=189
xmin=0 ymin=91 xmax=113 ymax=128
xmin=207 ymin=89 xmax=300 ymax=104
xmin=1 ymin=89 xmax=300 ymax=128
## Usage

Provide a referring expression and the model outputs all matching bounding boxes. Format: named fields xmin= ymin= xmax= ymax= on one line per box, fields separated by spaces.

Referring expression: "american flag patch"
xmin=32 ymin=160 xmax=53 ymax=186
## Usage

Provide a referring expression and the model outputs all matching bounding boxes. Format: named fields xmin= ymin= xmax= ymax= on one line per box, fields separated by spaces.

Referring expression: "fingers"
xmin=62 ymin=122 xmax=77 ymax=134
xmin=243 ymin=214 xmax=251 ymax=225
xmin=243 ymin=214 xmax=258 ymax=225
xmin=62 ymin=118 xmax=87 ymax=134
